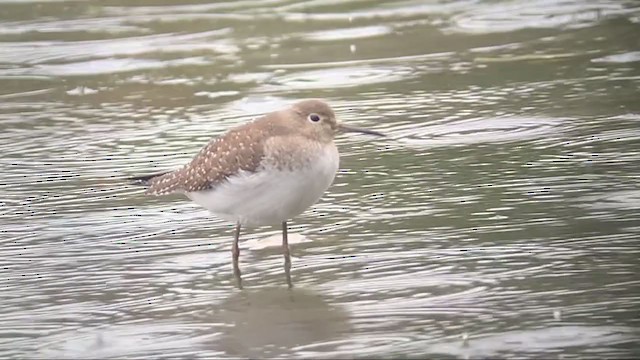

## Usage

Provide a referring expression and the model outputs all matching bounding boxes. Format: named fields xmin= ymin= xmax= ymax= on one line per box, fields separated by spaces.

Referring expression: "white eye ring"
xmin=308 ymin=113 xmax=321 ymax=122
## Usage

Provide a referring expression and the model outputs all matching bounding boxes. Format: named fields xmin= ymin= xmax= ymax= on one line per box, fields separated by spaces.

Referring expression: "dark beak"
xmin=338 ymin=123 xmax=385 ymax=137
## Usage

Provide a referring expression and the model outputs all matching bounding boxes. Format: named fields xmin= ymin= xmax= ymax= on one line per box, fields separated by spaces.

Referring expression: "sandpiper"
xmin=130 ymin=99 xmax=383 ymax=287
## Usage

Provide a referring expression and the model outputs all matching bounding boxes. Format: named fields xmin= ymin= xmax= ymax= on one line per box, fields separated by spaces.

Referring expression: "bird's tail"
xmin=128 ymin=171 xmax=170 ymax=186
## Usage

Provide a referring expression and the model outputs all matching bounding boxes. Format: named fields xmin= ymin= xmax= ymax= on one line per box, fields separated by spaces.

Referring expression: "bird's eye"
xmin=308 ymin=113 xmax=321 ymax=122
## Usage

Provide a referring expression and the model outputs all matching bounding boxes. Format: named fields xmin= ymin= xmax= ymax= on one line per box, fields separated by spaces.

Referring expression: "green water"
xmin=1 ymin=0 xmax=639 ymax=358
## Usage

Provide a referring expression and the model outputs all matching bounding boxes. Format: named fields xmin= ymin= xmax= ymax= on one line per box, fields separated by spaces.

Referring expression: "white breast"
xmin=186 ymin=143 xmax=339 ymax=226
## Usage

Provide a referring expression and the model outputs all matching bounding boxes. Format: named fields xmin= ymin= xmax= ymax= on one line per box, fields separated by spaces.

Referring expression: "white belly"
xmin=186 ymin=145 xmax=339 ymax=226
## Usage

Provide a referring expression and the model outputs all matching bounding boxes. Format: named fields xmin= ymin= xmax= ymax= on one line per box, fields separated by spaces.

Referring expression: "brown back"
xmin=145 ymin=113 xmax=294 ymax=195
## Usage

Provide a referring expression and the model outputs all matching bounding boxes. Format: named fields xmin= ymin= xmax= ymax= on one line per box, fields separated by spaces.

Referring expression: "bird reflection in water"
xmin=217 ymin=285 xmax=352 ymax=358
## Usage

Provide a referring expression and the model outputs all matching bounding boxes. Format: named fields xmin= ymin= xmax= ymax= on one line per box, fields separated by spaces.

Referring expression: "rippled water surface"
xmin=2 ymin=0 xmax=640 ymax=358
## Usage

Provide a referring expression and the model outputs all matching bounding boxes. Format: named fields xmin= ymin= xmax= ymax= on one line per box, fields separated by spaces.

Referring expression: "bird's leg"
xmin=232 ymin=222 xmax=243 ymax=289
xmin=282 ymin=221 xmax=292 ymax=289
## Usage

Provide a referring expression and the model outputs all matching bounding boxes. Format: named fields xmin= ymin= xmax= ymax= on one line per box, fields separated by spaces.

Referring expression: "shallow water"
xmin=2 ymin=0 xmax=640 ymax=358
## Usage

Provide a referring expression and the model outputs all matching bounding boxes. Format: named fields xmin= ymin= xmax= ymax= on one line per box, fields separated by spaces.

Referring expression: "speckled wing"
xmin=144 ymin=118 xmax=279 ymax=196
